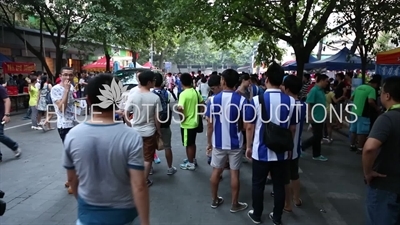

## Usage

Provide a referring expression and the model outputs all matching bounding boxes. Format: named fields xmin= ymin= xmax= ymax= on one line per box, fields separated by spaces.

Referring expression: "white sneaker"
xmin=14 ymin=148 xmax=21 ymax=158
xmin=31 ymin=126 xmax=35 ymax=129
xmin=167 ymin=166 xmax=177 ymax=175
xmin=35 ymin=126 xmax=43 ymax=130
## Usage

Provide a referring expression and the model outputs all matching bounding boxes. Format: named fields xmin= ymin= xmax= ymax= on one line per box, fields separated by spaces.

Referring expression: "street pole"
xmin=150 ymin=42 xmax=154 ymax=67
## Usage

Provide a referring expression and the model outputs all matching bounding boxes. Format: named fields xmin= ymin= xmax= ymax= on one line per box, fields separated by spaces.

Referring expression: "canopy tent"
xmin=375 ymin=48 xmax=400 ymax=77
xmin=142 ymin=61 xmax=153 ymax=68
xmin=82 ymin=57 xmax=123 ymax=71
xmin=304 ymin=47 xmax=375 ymax=70
xmin=282 ymin=55 xmax=318 ymax=71
xmin=0 ymin=53 xmax=11 ymax=66
xmin=127 ymin=62 xmax=145 ymax=68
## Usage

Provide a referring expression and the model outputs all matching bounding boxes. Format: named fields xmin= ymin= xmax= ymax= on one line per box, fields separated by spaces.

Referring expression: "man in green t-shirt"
xmin=349 ymin=79 xmax=380 ymax=153
xmin=177 ymin=73 xmax=204 ymax=171
xmin=302 ymin=74 xmax=329 ymax=162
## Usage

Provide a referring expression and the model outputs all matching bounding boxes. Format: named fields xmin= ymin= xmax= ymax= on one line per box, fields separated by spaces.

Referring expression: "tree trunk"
xmin=158 ymin=51 xmax=164 ymax=69
xmin=55 ymin=45 xmax=64 ymax=80
xmin=103 ymin=38 xmax=111 ymax=72
xmin=293 ymin=46 xmax=312 ymax=80
xmin=361 ymin=53 xmax=367 ymax=84
xmin=132 ymin=51 xmax=137 ymax=68
xmin=316 ymin=40 xmax=323 ymax=60
xmin=39 ymin=18 xmax=44 ymax=71
xmin=105 ymin=53 xmax=111 ymax=72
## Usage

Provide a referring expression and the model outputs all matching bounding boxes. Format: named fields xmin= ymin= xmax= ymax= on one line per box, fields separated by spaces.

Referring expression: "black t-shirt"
xmin=334 ymin=82 xmax=345 ymax=100
xmin=369 ymin=109 xmax=400 ymax=194
xmin=0 ymin=86 xmax=8 ymax=119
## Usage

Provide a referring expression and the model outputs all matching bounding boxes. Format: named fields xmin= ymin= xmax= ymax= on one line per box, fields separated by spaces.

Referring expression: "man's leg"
xmin=311 ymin=123 xmax=323 ymax=158
xmin=356 ymin=117 xmax=370 ymax=154
xmin=0 ymin=124 xmax=20 ymax=158
xmin=248 ymin=159 xmax=269 ymax=223
xmin=161 ymin=127 xmax=176 ymax=175
xmin=270 ymin=161 xmax=289 ymax=224
xmin=58 ymin=128 xmax=73 ymax=193
xmin=209 ymin=149 xmax=226 ymax=208
xmin=180 ymin=128 xmax=197 ymax=170
xmin=228 ymin=149 xmax=248 ymax=212
xmin=143 ymin=134 xmax=156 ymax=186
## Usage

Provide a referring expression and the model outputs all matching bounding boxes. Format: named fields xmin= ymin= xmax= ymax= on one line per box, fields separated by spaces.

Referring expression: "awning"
xmin=0 ymin=53 xmax=12 ymax=66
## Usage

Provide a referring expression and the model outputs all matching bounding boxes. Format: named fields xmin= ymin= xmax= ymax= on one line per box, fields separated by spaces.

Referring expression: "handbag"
xmin=45 ymin=84 xmax=52 ymax=104
xmin=194 ymin=89 xmax=203 ymax=133
xmin=259 ymin=93 xmax=294 ymax=154
xmin=156 ymin=135 xmax=164 ymax=151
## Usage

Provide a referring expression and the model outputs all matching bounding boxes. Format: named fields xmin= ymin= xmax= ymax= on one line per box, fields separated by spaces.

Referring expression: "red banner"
xmin=2 ymin=62 xmax=36 ymax=74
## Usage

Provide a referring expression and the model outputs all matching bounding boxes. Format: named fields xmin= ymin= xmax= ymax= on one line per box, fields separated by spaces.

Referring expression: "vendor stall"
xmin=375 ymin=47 xmax=400 ymax=77
xmin=82 ymin=57 xmax=123 ymax=72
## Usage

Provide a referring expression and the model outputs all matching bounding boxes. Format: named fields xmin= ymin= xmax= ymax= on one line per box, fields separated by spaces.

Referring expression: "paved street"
xmin=0 ymin=112 xmax=366 ymax=225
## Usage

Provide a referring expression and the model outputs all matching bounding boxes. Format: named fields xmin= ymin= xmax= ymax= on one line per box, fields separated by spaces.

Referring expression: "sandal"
xmin=283 ymin=208 xmax=292 ymax=213
xmin=294 ymin=198 xmax=303 ymax=207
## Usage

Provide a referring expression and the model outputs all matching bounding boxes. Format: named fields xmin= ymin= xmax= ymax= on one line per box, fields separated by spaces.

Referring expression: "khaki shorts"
xmin=210 ymin=148 xmax=243 ymax=170
xmin=143 ymin=133 xmax=157 ymax=162
xmin=160 ymin=127 xmax=172 ymax=149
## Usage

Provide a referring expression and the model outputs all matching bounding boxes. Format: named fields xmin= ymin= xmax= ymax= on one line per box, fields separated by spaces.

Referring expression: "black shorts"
xmin=285 ymin=158 xmax=300 ymax=184
xmin=58 ymin=128 xmax=73 ymax=143
xmin=181 ymin=128 xmax=197 ymax=147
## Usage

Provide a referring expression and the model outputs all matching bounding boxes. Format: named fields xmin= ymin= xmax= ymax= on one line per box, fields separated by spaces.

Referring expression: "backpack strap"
xmin=258 ymin=92 xmax=268 ymax=122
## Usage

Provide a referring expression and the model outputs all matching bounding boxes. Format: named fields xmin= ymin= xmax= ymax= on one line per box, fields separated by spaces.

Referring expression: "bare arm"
xmin=66 ymin=170 xmax=79 ymax=199
xmin=55 ymin=88 xmax=70 ymax=113
xmin=4 ymin=97 xmax=10 ymax=115
xmin=246 ymin=123 xmax=255 ymax=149
xmin=206 ymin=118 xmax=213 ymax=146
xmin=129 ymin=169 xmax=150 ymax=225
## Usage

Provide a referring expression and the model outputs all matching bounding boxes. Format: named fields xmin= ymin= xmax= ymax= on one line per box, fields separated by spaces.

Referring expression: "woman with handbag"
xmin=37 ymin=76 xmax=54 ymax=130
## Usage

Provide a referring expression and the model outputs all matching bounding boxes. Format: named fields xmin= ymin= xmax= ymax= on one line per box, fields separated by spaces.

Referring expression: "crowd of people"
xmin=0 ymin=63 xmax=399 ymax=225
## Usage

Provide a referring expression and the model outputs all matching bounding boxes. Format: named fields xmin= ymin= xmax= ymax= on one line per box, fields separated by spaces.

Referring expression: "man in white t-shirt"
xmin=125 ymin=71 xmax=161 ymax=187
xmin=50 ymin=67 xmax=77 ymax=194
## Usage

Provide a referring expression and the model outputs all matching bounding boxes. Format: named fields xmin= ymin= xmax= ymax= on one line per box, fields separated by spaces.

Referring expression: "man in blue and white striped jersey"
xmin=205 ymin=69 xmax=248 ymax=213
xmin=244 ymin=62 xmax=298 ymax=225
xmin=282 ymin=75 xmax=307 ymax=212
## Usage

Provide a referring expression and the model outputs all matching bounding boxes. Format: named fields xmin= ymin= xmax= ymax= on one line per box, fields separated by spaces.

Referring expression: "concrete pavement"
xmin=0 ymin=113 xmax=366 ymax=225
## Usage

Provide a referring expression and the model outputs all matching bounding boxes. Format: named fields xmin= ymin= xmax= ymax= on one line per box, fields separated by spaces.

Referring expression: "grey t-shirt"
xmin=62 ymin=122 xmax=144 ymax=208
xmin=368 ymin=109 xmax=400 ymax=194
xmin=125 ymin=91 xmax=162 ymax=137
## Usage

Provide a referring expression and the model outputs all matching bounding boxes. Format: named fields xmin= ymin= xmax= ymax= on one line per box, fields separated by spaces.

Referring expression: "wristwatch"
xmin=4 ymin=114 xmax=10 ymax=117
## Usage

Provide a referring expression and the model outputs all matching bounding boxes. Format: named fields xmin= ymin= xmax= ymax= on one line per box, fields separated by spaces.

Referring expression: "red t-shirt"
xmin=307 ymin=82 xmax=315 ymax=93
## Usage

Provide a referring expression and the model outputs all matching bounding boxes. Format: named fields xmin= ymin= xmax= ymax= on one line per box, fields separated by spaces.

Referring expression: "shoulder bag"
xmin=259 ymin=93 xmax=294 ymax=154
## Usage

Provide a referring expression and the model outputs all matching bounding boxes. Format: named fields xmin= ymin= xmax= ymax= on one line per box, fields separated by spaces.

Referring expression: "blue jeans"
xmin=24 ymin=107 xmax=32 ymax=118
xmin=0 ymin=124 xmax=19 ymax=157
xmin=366 ymin=186 xmax=400 ymax=225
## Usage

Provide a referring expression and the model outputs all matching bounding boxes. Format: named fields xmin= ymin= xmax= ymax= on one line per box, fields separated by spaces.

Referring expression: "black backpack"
xmin=259 ymin=93 xmax=294 ymax=154
xmin=152 ymin=89 xmax=171 ymax=127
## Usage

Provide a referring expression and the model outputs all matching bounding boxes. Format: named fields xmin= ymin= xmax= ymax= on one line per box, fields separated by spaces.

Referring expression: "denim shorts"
xmin=349 ymin=116 xmax=370 ymax=135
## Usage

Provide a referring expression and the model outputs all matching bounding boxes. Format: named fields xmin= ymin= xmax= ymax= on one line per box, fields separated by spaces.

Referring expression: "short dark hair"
xmin=154 ymin=73 xmax=163 ymax=87
xmin=211 ymin=71 xmax=218 ymax=75
xmin=316 ymin=74 xmax=329 ymax=82
xmin=265 ymin=62 xmax=284 ymax=86
xmin=138 ymin=70 xmax=155 ymax=86
xmin=180 ymin=73 xmax=193 ymax=86
xmin=283 ymin=75 xmax=302 ymax=95
xmin=303 ymin=73 xmax=311 ymax=80
xmin=336 ymin=72 xmax=345 ymax=80
xmin=86 ymin=73 xmax=115 ymax=111
xmin=221 ymin=69 xmax=240 ymax=88
xmin=382 ymin=76 xmax=400 ymax=102
xmin=208 ymin=74 xmax=221 ymax=87
xmin=60 ymin=67 xmax=73 ymax=74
